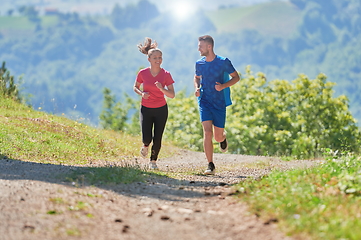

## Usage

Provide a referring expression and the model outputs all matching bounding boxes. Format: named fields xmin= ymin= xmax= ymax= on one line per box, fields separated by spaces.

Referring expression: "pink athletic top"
xmin=136 ymin=67 xmax=175 ymax=108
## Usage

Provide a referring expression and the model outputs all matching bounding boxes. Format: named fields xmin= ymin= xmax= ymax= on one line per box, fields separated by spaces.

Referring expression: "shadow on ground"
xmin=0 ymin=157 xmax=246 ymax=201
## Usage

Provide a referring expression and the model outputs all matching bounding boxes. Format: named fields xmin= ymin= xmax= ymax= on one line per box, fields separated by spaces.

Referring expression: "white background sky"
xmin=1 ymin=0 xmax=283 ymax=16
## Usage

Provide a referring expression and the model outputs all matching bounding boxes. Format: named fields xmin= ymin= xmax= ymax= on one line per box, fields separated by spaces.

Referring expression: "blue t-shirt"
xmin=195 ymin=55 xmax=236 ymax=110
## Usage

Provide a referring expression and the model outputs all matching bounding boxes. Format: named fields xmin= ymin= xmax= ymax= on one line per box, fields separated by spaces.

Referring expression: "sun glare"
xmin=172 ymin=2 xmax=195 ymax=21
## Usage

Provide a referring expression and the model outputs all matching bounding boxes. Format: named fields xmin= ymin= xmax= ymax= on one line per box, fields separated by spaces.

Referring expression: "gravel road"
xmin=0 ymin=150 xmax=316 ymax=240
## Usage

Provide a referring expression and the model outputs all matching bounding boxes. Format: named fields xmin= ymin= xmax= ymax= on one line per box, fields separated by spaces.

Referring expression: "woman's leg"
xmin=150 ymin=105 xmax=168 ymax=161
xmin=140 ymin=106 xmax=154 ymax=146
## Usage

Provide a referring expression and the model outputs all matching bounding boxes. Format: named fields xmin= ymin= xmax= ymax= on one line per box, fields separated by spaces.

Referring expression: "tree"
xmin=100 ymin=88 xmax=129 ymax=131
xmin=0 ymin=61 xmax=22 ymax=102
xmin=99 ymin=88 xmax=140 ymax=133
xmin=110 ymin=0 xmax=159 ymax=29
xmin=18 ymin=5 xmax=41 ymax=24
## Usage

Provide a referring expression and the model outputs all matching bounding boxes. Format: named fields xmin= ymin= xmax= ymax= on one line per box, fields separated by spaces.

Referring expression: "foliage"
xmin=99 ymin=87 xmax=141 ymax=134
xmin=235 ymin=154 xmax=361 ymax=239
xmin=165 ymin=91 xmax=203 ymax=151
xmin=0 ymin=61 xmax=21 ymax=101
xmin=99 ymin=88 xmax=129 ymax=131
xmin=162 ymin=67 xmax=361 ymax=158
xmin=18 ymin=5 xmax=40 ymax=23
xmin=226 ymin=66 xmax=360 ymax=158
xmin=110 ymin=0 xmax=159 ymax=30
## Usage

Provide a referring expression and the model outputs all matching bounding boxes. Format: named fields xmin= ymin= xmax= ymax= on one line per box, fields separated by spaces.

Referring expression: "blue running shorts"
xmin=199 ymin=105 xmax=226 ymax=128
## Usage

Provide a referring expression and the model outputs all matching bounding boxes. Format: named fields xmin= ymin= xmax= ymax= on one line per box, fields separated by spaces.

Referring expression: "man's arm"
xmin=194 ymin=75 xmax=201 ymax=97
xmin=215 ymin=71 xmax=240 ymax=91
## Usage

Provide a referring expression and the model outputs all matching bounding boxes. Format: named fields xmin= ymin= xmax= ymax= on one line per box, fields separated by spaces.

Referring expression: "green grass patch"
xmin=1 ymin=97 xmax=141 ymax=164
xmin=67 ymin=164 xmax=150 ymax=185
xmin=0 ymin=97 xmax=177 ymax=184
xmin=235 ymin=155 xmax=361 ymax=240
xmin=0 ymin=16 xmax=36 ymax=30
xmin=47 ymin=210 xmax=61 ymax=215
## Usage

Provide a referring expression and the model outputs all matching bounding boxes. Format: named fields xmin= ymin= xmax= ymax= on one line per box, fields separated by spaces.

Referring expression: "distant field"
xmin=0 ymin=16 xmax=35 ymax=30
xmin=205 ymin=1 xmax=303 ymax=37
xmin=0 ymin=16 xmax=59 ymax=38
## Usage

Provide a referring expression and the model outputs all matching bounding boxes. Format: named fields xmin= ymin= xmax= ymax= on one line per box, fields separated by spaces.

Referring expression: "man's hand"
xmin=215 ymin=82 xmax=223 ymax=91
xmin=195 ymin=88 xmax=201 ymax=97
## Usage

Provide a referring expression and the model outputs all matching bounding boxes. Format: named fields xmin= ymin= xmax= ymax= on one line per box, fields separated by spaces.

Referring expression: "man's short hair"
xmin=198 ymin=35 xmax=214 ymax=47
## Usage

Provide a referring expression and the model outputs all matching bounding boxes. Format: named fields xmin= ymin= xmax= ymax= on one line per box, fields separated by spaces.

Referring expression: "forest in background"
xmin=0 ymin=0 xmax=360 ymax=126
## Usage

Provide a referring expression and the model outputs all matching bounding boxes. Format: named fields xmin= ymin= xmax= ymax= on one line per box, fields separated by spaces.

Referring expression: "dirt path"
xmin=0 ymin=150 xmax=316 ymax=240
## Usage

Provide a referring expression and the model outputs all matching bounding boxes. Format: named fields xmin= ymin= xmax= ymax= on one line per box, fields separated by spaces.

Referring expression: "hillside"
xmin=206 ymin=1 xmax=302 ymax=37
xmin=0 ymin=97 xmax=150 ymax=164
xmin=0 ymin=0 xmax=360 ymax=126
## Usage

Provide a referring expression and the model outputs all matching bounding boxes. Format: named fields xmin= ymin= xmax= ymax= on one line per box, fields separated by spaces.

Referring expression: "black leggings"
xmin=140 ymin=104 xmax=168 ymax=161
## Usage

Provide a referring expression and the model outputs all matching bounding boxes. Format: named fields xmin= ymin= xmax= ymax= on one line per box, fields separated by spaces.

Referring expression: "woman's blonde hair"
xmin=138 ymin=37 xmax=161 ymax=57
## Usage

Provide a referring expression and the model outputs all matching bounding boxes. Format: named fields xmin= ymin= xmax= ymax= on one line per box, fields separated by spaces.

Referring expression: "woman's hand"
xmin=155 ymin=81 xmax=163 ymax=90
xmin=142 ymin=92 xmax=150 ymax=99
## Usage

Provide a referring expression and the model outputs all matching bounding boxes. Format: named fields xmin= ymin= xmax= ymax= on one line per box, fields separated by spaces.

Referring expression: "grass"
xmin=235 ymin=153 xmax=361 ymax=240
xmin=0 ymin=97 xmax=177 ymax=184
xmin=66 ymin=163 xmax=149 ymax=186
xmin=205 ymin=1 xmax=302 ymax=37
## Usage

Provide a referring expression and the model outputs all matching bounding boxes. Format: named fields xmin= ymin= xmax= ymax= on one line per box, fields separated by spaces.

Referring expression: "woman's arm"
xmin=133 ymin=80 xmax=150 ymax=99
xmin=155 ymin=82 xmax=175 ymax=98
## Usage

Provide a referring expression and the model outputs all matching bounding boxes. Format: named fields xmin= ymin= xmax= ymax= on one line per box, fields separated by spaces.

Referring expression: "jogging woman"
xmin=133 ymin=37 xmax=175 ymax=170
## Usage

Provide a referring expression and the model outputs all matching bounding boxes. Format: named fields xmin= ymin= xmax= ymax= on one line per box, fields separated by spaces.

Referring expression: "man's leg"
xmin=214 ymin=126 xmax=228 ymax=152
xmin=213 ymin=107 xmax=227 ymax=152
xmin=202 ymin=120 xmax=214 ymax=163
xmin=213 ymin=126 xmax=225 ymax=143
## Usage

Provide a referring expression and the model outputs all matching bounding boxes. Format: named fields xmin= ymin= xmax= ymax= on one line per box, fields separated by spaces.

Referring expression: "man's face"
xmin=198 ymin=41 xmax=209 ymax=56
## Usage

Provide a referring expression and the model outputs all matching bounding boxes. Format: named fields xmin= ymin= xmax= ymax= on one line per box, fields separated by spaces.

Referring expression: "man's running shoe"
xmin=140 ymin=145 xmax=149 ymax=157
xmin=149 ymin=161 xmax=158 ymax=170
xmin=220 ymin=138 xmax=228 ymax=153
xmin=204 ymin=162 xmax=215 ymax=175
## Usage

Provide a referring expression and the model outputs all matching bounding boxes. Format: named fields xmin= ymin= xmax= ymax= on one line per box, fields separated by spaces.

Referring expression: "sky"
xmin=149 ymin=0 xmax=282 ymax=21
xmin=1 ymin=0 xmax=282 ymax=16
xmin=149 ymin=0 xmax=280 ymax=12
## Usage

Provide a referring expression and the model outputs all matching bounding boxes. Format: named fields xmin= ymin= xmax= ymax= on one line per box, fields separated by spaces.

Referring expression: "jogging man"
xmin=194 ymin=35 xmax=240 ymax=175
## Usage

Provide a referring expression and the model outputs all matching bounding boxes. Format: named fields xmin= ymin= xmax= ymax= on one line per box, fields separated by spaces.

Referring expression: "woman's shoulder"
xmin=139 ymin=67 xmax=150 ymax=74
xmin=161 ymin=68 xmax=174 ymax=82
xmin=160 ymin=68 xmax=173 ymax=78
xmin=161 ymin=68 xmax=171 ymax=74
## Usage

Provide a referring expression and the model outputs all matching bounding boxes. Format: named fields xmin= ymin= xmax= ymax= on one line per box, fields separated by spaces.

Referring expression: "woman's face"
xmin=148 ymin=50 xmax=163 ymax=67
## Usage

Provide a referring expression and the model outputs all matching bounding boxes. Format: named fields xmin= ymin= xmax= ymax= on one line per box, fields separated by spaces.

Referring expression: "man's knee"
xmin=203 ymin=128 xmax=213 ymax=139
xmin=214 ymin=130 xmax=225 ymax=142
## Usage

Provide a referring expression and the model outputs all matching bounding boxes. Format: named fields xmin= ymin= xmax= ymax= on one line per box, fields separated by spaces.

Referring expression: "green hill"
xmin=205 ymin=1 xmax=303 ymax=37
xmin=0 ymin=97 xmax=175 ymax=166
